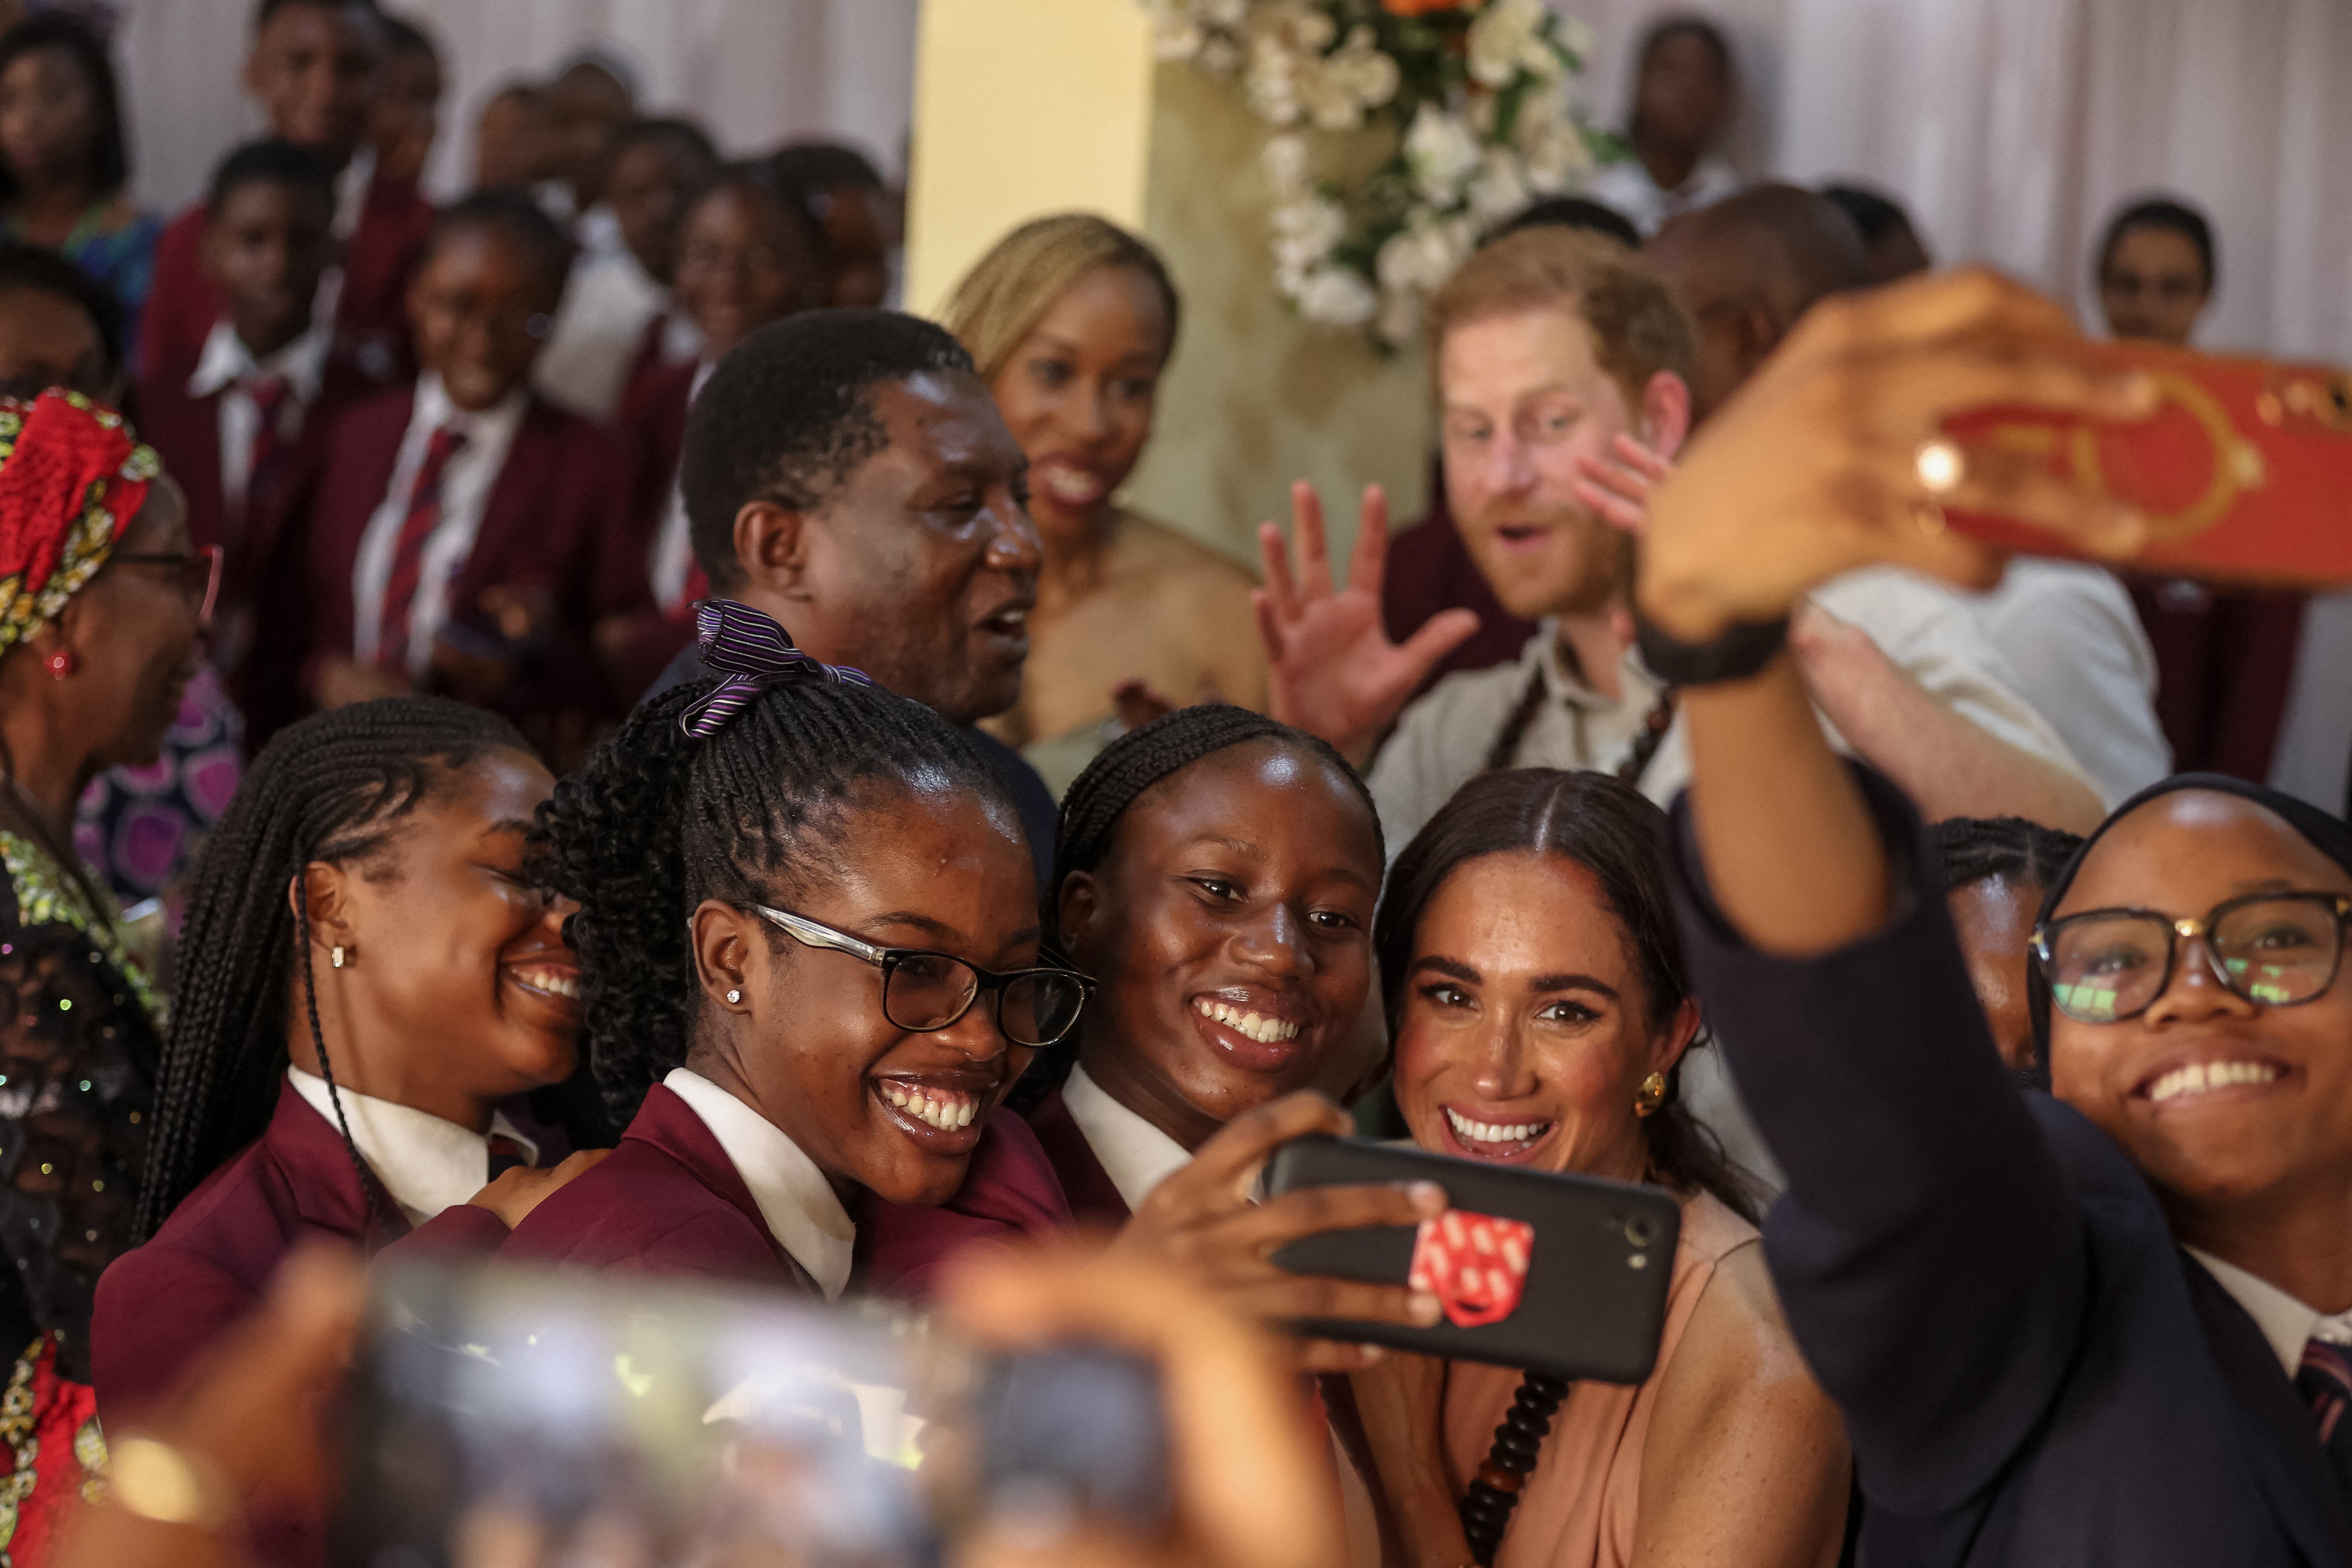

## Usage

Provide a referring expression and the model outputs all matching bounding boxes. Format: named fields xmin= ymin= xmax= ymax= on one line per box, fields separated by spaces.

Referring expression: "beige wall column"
xmin=906 ymin=0 xmax=1434 ymax=564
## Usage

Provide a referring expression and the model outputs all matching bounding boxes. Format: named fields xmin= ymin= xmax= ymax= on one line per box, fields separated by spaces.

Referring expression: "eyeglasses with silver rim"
xmin=745 ymin=902 xmax=1093 ymax=1047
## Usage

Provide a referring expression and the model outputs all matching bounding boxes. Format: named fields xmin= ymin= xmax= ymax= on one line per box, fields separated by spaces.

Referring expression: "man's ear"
xmin=288 ymin=865 xmax=358 ymax=955
xmin=1638 ymin=370 xmax=1693 ymax=461
xmin=732 ymin=499 xmax=813 ymax=599
xmin=1734 ymin=304 xmax=1787 ymax=385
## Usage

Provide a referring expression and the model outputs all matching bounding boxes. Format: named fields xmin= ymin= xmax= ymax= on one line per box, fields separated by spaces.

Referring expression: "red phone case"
xmin=1940 ymin=343 xmax=2352 ymax=588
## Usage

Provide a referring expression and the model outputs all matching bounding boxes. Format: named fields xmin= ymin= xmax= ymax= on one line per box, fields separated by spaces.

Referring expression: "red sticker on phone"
xmin=1406 ymin=1210 xmax=1534 ymax=1328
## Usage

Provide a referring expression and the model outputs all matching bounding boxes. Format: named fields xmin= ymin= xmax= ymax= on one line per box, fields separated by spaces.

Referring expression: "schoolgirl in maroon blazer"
xmin=503 ymin=603 xmax=1086 ymax=1296
xmin=94 ymin=699 xmax=598 ymax=1437
xmin=288 ymin=191 xmax=632 ymax=760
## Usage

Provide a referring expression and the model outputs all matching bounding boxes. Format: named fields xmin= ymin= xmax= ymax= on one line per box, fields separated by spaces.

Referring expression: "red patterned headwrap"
xmin=0 ymin=390 xmax=160 ymax=653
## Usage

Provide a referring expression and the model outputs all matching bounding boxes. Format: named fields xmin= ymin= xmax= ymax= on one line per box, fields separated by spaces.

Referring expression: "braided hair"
xmin=536 ymin=676 xmax=1018 ymax=1128
xmin=137 ymin=698 xmax=531 ymax=1241
xmin=1006 ymin=704 xmax=1381 ymax=1112
xmin=1374 ymin=768 xmax=1759 ymax=1223
xmin=1933 ymin=815 xmax=2086 ymax=897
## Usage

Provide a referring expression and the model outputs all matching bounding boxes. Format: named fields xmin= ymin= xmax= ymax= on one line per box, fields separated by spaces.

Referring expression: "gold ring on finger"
xmin=1913 ymin=437 xmax=1965 ymax=495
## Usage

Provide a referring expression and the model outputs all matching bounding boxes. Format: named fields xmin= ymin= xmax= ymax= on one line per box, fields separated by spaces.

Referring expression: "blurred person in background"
xmin=594 ymin=158 xmax=828 ymax=696
xmin=944 ymin=213 xmax=1264 ymax=797
xmin=366 ymin=12 xmax=441 ymax=191
xmin=0 ymin=236 xmax=121 ymax=403
xmin=1585 ymin=15 xmax=1742 ymax=237
xmin=0 ymin=390 xmax=201 ymax=1566
xmin=470 ymin=78 xmax=554 ymax=194
xmin=542 ymin=49 xmax=635 ymax=234
xmin=1933 ymin=816 xmax=2084 ymax=1076
xmin=0 ymin=13 xmax=158 ymax=362
xmin=533 ymin=116 xmax=718 ymax=420
xmin=145 ymin=0 xmax=432 ymax=390
xmin=1819 ymin=182 xmax=1931 ymax=283
xmin=771 ymin=140 xmax=898 ymax=309
xmin=2097 ymin=196 xmax=2214 ymax=348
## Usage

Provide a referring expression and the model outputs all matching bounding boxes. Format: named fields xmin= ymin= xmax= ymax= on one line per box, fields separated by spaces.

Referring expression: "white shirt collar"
xmin=2187 ymin=1247 xmax=2352 ymax=1373
xmin=1061 ymin=1063 xmax=1194 ymax=1213
xmin=412 ymin=371 xmax=530 ymax=445
xmin=333 ymin=144 xmax=376 ymax=241
xmin=188 ymin=316 xmax=332 ymax=403
xmin=662 ymin=1068 xmax=856 ymax=1299
xmin=286 ymin=1066 xmax=536 ymax=1228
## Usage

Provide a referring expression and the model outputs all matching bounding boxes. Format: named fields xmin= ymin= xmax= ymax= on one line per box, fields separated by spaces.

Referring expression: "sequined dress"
xmin=0 ymin=830 xmax=161 ymax=1565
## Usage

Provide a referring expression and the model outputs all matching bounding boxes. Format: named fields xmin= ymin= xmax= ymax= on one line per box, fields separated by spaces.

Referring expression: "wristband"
xmin=1632 ymin=611 xmax=1790 ymax=687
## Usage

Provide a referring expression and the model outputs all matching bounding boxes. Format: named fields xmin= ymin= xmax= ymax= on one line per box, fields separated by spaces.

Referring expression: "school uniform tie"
xmin=240 ymin=374 xmax=292 ymax=536
xmin=375 ymin=423 xmax=468 ymax=672
xmin=2294 ymin=1336 xmax=2352 ymax=1494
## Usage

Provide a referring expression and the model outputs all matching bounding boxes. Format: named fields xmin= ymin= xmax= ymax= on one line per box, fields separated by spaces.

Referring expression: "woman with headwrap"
xmin=0 ymin=388 xmax=206 ymax=1561
xmin=1626 ymin=268 xmax=2352 ymax=1561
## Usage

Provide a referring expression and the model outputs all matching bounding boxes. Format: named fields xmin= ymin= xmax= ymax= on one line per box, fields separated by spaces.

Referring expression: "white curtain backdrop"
xmin=1569 ymin=0 xmax=2352 ymax=361
xmin=110 ymin=0 xmax=920 ymax=211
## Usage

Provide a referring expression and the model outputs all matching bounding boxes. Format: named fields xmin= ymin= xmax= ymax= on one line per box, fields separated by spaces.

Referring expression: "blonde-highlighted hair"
xmin=1426 ymin=227 xmax=1693 ymax=407
xmin=941 ymin=213 xmax=1180 ymax=384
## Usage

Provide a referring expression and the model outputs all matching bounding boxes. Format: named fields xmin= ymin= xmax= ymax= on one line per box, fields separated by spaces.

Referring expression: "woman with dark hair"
xmin=501 ymin=602 xmax=1089 ymax=1292
xmin=2096 ymin=195 xmax=2215 ymax=348
xmin=1349 ymin=768 xmax=1847 ymax=1568
xmin=0 ymin=14 xmax=159 ymax=361
xmin=0 ymin=388 xmax=203 ymax=1562
xmin=94 ymin=697 xmax=599 ymax=1436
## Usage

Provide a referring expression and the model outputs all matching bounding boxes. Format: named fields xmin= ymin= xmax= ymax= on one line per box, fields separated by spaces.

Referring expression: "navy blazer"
xmin=1667 ymin=767 xmax=2352 ymax=1566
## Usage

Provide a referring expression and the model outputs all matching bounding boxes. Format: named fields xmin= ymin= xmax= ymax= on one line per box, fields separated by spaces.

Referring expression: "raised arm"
xmin=1638 ymin=270 xmax=2157 ymax=1510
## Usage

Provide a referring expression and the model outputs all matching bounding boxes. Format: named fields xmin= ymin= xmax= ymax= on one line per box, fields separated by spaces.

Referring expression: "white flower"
xmin=1261 ymin=132 xmax=1310 ymax=198
xmin=1196 ymin=34 xmax=1242 ymax=75
xmin=1514 ymin=84 xmax=1592 ymax=192
xmin=1466 ymin=147 xmax=1532 ymax=226
xmin=1203 ymin=0 xmax=1249 ymax=25
xmin=1403 ymin=103 xmax=1481 ymax=205
xmin=1293 ymin=265 xmax=1378 ymax=327
xmin=1466 ymin=0 xmax=1559 ymax=87
xmin=1375 ymin=214 xmax=1472 ymax=295
xmin=1270 ymin=194 xmax=1347 ymax=278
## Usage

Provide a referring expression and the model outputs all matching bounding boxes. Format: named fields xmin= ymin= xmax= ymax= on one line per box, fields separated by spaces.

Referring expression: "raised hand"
xmin=1572 ymin=431 xmax=1675 ymax=536
xmin=1252 ymin=481 xmax=1479 ymax=764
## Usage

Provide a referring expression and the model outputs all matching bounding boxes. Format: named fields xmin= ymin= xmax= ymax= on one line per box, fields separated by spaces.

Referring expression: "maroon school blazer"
xmin=141 ymin=171 xmax=436 ymax=384
xmin=290 ymin=383 xmax=630 ymax=735
xmin=91 ymin=1080 xmax=507 ymax=1425
xmin=1024 ymin=1086 xmax=1133 ymax=1227
xmin=497 ymin=1083 xmax=815 ymax=1287
xmin=591 ymin=353 xmax=701 ymax=697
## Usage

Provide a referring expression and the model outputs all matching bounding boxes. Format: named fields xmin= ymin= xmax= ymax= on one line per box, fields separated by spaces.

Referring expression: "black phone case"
xmin=1263 ymin=1136 xmax=1681 ymax=1383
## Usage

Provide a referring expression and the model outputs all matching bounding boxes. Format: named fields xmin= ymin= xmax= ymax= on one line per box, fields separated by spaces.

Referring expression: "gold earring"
xmin=330 ymin=946 xmax=347 ymax=970
xmin=1633 ymin=1071 xmax=1667 ymax=1118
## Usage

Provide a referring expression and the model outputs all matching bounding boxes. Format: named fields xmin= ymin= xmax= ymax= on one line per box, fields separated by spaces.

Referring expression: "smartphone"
xmin=1939 ymin=341 xmax=2352 ymax=588
xmin=1263 ymin=1136 xmax=1681 ymax=1383
xmin=334 ymin=1260 xmax=1169 ymax=1567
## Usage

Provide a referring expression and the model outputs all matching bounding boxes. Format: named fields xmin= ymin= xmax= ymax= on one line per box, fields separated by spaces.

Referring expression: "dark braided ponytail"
xmin=1004 ymin=704 xmax=1381 ymax=1113
xmin=536 ymin=676 xmax=1017 ymax=1129
xmin=137 ymin=699 xmax=532 ymax=1241
xmin=1932 ymin=815 xmax=2085 ymax=896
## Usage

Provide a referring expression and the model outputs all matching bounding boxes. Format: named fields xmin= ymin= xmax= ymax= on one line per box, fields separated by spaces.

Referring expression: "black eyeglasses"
xmin=2033 ymin=891 xmax=2352 ymax=1023
xmin=748 ymin=902 xmax=1093 ymax=1048
xmin=111 ymin=545 xmax=222 ymax=624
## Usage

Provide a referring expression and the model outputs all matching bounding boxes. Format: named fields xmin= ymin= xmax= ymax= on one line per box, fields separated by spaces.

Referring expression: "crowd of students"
xmin=0 ymin=3 xmax=2336 ymax=1567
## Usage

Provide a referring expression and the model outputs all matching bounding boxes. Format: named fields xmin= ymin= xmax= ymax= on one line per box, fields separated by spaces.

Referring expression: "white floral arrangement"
xmin=1146 ymin=0 xmax=1611 ymax=348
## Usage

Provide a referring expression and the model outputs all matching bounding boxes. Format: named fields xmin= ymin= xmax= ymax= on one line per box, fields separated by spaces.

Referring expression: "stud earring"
xmin=42 ymin=648 xmax=73 ymax=679
xmin=1633 ymin=1071 xmax=1667 ymax=1118
xmin=330 ymin=946 xmax=347 ymax=969
xmin=725 ymin=988 xmax=743 ymax=1004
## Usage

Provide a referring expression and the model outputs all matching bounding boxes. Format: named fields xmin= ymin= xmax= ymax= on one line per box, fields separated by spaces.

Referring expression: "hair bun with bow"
xmin=677 ymin=598 xmax=876 ymax=740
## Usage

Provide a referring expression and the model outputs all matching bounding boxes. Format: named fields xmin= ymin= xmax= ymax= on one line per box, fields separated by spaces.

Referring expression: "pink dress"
xmin=1439 ymin=1191 xmax=1759 ymax=1568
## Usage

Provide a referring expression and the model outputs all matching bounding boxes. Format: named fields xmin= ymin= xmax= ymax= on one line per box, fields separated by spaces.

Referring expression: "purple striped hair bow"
xmin=677 ymin=598 xmax=876 ymax=739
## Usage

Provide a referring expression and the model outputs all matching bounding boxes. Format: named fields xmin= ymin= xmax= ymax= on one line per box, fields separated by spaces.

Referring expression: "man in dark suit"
xmin=291 ymin=192 xmax=630 ymax=761
xmin=643 ymin=309 xmax=1060 ymax=886
xmin=1642 ymin=267 xmax=2352 ymax=1565
xmin=142 ymin=0 xmax=435 ymax=388
xmin=136 ymin=139 xmax=367 ymax=725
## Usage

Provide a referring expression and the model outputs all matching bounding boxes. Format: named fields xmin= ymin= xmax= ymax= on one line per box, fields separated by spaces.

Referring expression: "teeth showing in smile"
xmin=512 ymin=969 xmax=579 ymax=999
xmin=1194 ymin=998 xmax=1299 ymax=1045
xmin=879 ymin=1081 xmax=978 ymax=1131
xmin=2146 ymin=1060 xmax=2281 ymax=1104
xmin=1445 ymin=1107 xmax=1551 ymax=1147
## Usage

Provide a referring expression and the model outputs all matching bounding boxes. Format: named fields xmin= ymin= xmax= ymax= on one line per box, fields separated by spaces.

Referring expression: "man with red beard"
xmin=1258 ymin=226 xmax=2101 ymax=860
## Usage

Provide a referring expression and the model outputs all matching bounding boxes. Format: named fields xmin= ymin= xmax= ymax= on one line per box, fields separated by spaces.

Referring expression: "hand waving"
xmin=1253 ymin=482 xmax=1479 ymax=764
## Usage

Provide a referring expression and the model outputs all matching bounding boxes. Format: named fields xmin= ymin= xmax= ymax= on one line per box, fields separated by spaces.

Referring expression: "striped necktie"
xmin=2294 ymin=1337 xmax=2352 ymax=1496
xmin=240 ymin=374 xmax=291 ymax=538
xmin=375 ymin=423 xmax=468 ymax=671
